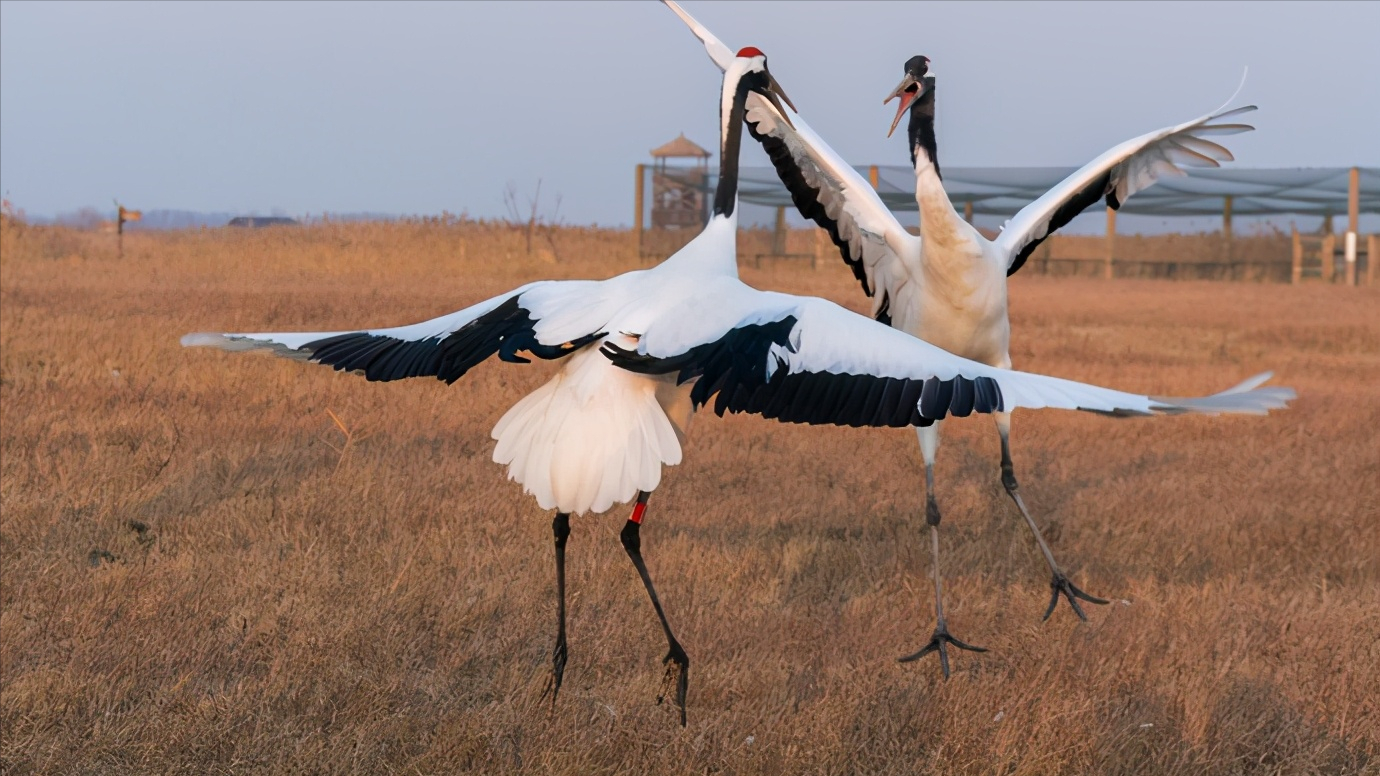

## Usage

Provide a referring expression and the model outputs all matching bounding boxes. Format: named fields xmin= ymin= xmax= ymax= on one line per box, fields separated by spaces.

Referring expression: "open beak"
xmin=762 ymin=72 xmax=797 ymax=130
xmin=884 ymin=74 xmax=922 ymax=138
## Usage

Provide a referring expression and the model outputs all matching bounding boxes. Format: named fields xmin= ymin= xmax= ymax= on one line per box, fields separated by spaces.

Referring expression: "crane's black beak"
xmin=885 ymin=74 xmax=924 ymax=138
xmin=760 ymin=72 xmax=797 ymax=130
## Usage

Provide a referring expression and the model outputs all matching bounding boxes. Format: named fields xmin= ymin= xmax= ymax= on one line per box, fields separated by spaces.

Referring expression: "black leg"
xmin=541 ymin=512 xmax=571 ymax=705
xmin=620 ymin=491 xmax=690 ymax=726
xmin=898 ymin=463 xmax=987 ymax=677
xmin=998 ymin=421 xmax=1109 ymax=622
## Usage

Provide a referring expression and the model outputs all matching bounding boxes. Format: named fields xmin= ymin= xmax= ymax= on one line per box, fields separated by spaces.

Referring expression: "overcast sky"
xmin=2 ymin=1 xmax=1376 ymax=226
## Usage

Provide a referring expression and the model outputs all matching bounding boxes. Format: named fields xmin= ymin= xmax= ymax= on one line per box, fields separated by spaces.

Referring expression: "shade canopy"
xmin=718 ymin=166 xmax=1379 ymax=218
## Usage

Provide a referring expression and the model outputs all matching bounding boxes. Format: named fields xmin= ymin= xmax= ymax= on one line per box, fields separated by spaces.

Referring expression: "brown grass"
xmin=2 ymin=218 xmax=1378 ymax=775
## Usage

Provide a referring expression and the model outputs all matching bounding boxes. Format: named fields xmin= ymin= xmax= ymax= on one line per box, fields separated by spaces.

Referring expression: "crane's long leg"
xmin=899 ymin=423 xmax=986 ymax=677
xmin=541 ymin=512 xmax=572 ymax=705
xmin=620 ymin=490 xmax=690 ymax=726
xmin=996 ymin=412 xmax=1109 ymax=621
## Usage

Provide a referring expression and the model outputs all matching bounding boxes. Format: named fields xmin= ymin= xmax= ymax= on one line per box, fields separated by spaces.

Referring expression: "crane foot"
xmin=655 ymin=640 xmax=690 ymax=727
xmin=1043 ymin=574 xmax=1110 ymax=622
xmin=898 ymin=620 xmax=986 ymax=679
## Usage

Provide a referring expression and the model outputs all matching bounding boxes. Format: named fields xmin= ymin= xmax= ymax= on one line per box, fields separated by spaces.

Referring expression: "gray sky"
xmin=2 ymin=1 xmax=1376 ymax=226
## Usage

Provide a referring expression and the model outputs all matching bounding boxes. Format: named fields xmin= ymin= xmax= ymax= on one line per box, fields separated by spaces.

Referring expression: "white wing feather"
xmin=996 ymin=90 xmax=1257 ymax=271
xmin=661 ymin=0 xmax=734 ymax=70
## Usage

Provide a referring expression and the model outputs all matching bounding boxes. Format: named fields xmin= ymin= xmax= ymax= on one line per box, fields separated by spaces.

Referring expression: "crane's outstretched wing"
xmin=181 ymin=281 xmax=609 ymax=384
xmin=602 ymin=283 xmax=1294 ymax=427
xmin=662 ymin=0 xmax=919 ymax=325
xmin=996 ymin=89 xmax=1256 ymax=276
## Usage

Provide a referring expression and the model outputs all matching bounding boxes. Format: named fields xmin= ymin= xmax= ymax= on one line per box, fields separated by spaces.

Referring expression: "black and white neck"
xmin=907 ymin=76 xmax=940 ymax=179
xmin=712 ymin=57 xmax=764 ymax=220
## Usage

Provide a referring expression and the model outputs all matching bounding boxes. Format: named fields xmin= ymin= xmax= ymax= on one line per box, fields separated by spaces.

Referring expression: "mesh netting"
xmin=643 ymin=165 xmax=1377 ymax=219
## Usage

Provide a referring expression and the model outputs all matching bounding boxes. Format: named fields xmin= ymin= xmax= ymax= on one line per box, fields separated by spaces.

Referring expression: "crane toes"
xmin=898 ymin=621 xmax=987 ymax=679
xmin=655 ymin=640 xmax=690 ymax=727
xmin=540 ymin=637 xmax=569 ymax=707
xmin=1043 ymin=574 xmax=1111 ymax=622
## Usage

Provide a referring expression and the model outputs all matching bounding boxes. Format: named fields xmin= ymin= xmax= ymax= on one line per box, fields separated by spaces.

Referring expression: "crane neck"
xmin=907 ymin=78 xmax=973 ymax=261
xmin=659 ymin=61 xmax=756 ymax=278
xmin=908 ymin=80 xmax=940 ymax=180
xmin=713 ymin=62 xmax=757 ymax=220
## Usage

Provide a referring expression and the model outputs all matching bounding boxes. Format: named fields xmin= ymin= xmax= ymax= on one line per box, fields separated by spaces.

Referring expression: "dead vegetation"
xmin=2 ymin=218 xmax=1377 ymax=774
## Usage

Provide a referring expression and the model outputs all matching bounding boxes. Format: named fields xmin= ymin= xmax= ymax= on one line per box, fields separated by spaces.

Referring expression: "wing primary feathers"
xmin=747 ymin=119 xmax=875 ymax=297
xmin=949 ymin=377 xmax=976 ymax=417
xmin=273 ymin=295 xmax=603 ymax=385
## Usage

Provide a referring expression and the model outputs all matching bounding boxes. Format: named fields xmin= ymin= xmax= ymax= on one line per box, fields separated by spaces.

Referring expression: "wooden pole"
xmin=1222 ymin=195 xmax=1233 ymax=277
xmin=1291 ymin=224 xmax=1302 ymax=284
xmin=1369 ymin=233 xmax=1377 ymax=287
xmin=963 ymin=201 xmax=974 ymax=224
xmin=633 ymin=164 xmax=645 ymax=234
xmin=1041 ymin=239 xmax=1053 ymax=275
xmin=1346 ymin=167 xmax=1360 ymax=285
xmin=772 ymin=206 xmax=787 ymax=256
xmin=868 ymin=165 xmax=879 ymax=190
xmin=1349 ymin=166 xmax=1360 ymax=236
xmin=634 ymin=163 xmax=645 ymax=259
xmin=1104 ymin=206 xmax=1116 ymax=279
xmin=1345 ymin=232 xmax=1357 ymax=285
xmin=1322 ymin=232 xmax=1336 ymax=283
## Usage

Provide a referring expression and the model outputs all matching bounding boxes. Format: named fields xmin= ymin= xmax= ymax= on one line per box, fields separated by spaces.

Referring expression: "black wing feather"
xmin=601 ymin=316 xmax=1003 ymax=428
xmin=746 ymin=117 xmax=876 ymax=301
xmin=299 ymin=295 xmax=603 ymax=384
xmin=1007 ymin=169 xmax=1119 ymax=276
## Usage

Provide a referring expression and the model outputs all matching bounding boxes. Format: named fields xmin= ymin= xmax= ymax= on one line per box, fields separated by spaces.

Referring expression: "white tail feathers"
xmin=491 ymin=345 xmax=683 ymax=516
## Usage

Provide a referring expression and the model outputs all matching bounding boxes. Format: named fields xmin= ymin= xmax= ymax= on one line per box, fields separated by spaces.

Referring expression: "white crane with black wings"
xmin=664 ymin=0 xmax=1270 ymax=676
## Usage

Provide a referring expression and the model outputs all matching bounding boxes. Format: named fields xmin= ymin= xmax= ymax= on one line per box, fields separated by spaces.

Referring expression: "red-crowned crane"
xmin=664 ymin=0 xmax=1274 ymax=676
xmin=184 ymin=49 xmax=1292 ymax=723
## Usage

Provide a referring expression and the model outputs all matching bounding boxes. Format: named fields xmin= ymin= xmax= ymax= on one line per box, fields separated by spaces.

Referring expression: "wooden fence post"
xmin=1322 ymin=232 xmax=1336 ymax=283
xmin=1345 ymin=232 xmax=1357 ymax=286
xmin=772 ymin=206 xmax=787 ymax=256
xmin=1222 ymin=195 xmax=1233 ymax=279
xmin=1347 ymin=167 xmax=1360 ymax=285
xmin=634 ymin=163 xmax=645 ymax=260
xmin=1291 ymin=225 xmax=1302 ymax=284
xmin=963 ymin=201 xmax=973 ymax=224
xmin=633 ymin=164 xmax=645 ymax=234
xmin=1348 ymin=167 xmax=1360 ymax=235
xmin=1369 ymin=233 xmax=1377 ymax=287
xmin=868 ymin=165 xmax=879 ymax=190
xmin=1104 ymin=206 xmax=1116 ymax=279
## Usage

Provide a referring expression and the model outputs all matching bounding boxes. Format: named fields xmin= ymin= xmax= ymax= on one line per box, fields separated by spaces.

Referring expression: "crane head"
xmin=885 ymin=55 xmax=933 ymax=138
xmin=735 ymin=47 xmax=798 ymax=129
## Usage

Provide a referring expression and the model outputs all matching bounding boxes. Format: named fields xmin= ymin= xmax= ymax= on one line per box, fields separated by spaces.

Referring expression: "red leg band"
xmin=630 ymin=502 xmax=647 ymax=525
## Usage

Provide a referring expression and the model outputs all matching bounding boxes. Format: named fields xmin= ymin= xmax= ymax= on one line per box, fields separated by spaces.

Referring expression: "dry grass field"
xmin=2 ymin=217 xmax=1377 ymax=775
